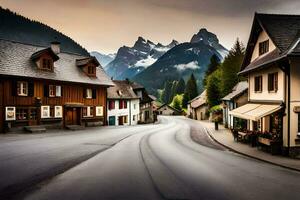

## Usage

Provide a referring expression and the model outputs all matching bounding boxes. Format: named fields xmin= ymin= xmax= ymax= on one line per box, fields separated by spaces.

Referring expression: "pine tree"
xmin=221 ymin=38 xmax=245 ymax=96
xmin=203 ymin=54 xmax=220 ymax=86
xmin=169 ymin=81 xmax=178 ymax=103
xmin=206 ymin=70 xmax=222 ymax=107
xmin=176 ymin=78 xmax=185 ymax=94
xmin=182 ymin=74 xmax=198 ymax=108
xmin=161 ymin=80 xmax=173 ymax=104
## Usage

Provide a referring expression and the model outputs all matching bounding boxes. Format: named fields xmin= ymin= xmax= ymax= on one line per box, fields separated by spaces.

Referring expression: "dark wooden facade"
xmin=0 ymin=76 xmax=107 ymax=132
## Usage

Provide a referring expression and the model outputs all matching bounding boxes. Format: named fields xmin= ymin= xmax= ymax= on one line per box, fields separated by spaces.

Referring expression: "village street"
xmin=0 ymin=116 xmax=300 ymax=200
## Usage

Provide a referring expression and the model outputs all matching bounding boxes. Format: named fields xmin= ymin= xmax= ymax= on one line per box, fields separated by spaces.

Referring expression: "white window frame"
xmin=54 ymin=106 xmax=63 ymax=118
xmin=96 ymin=106 xmax=103 ymax=117
xmin=41 ymin=106 xmax=50 ymax=118
xmin=86 ymin=88 xmax=92 ymax=99
xmin=17 ymin=81 xmax=28 ymax=96
xmin=83 ymin=106 xmax=93 ymax=117
xmin=56 ymin=86 xmax=61 ymax=97
xmin=5 ymin=107 xmax=16 ymax=121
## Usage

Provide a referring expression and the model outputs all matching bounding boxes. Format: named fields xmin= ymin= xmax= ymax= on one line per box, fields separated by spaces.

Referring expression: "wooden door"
xmin=28 ymin=108 xmax=38 ymax=126
xmin=118 ymin=116 xmax=123 ymax=125
xmin=65 ymin=108 xmax=80 ymax=125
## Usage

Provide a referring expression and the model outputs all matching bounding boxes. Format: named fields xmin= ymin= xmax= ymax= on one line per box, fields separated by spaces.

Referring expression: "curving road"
xmin=2 ymin=116 xmax=300 ymax=200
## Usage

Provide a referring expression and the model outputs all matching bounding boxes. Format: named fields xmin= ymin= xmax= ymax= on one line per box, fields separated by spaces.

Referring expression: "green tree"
xmin=206 ymin=69 xmax=222 ymax=107
xmin=176 ymin=78 xmax=185 ymax=94
xmin=172 ymin=96 xmax=181 ymax=111
xmin=182 ymin=73 xmax=198 ymax=108
xmin=221 ymin=38 xmax=245 ymax=96
xmin=203 ymin=54 xmax=220 ymax=86
xmin=169 ymin=80 xmax=178 ymax=103
xmin=161 ymin=80 xmax=173 ymax=104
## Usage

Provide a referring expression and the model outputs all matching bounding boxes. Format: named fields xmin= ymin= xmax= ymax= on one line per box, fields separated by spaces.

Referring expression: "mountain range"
xmin=133 ymin=28 xmax=228 ymax=94
xmin=90 ymin=51 xmax=116 ymax=67
xmin=102 ymin=37 xmax=179 ymax=80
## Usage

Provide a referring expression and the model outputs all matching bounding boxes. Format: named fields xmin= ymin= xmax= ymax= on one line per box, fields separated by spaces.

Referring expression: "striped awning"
xmin=229 ymin=103 xmax=282 ymax=121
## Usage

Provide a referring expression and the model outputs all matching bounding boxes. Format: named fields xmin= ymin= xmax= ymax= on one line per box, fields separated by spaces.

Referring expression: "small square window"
xmin=17 ymin=81 xmax=28 ymax=96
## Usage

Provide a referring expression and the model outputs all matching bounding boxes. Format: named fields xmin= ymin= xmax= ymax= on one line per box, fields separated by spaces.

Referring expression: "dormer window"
xmin=259 ymin=40 xmax=269 ymax=56
xmin=42 ymin=58 xmax=53 ymax=70
xmin=88 ymin=65 xmax=96 ymax=75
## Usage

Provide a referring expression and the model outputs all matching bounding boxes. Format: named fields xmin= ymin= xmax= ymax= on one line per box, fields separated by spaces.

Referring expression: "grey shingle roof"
xmin=222 ymin=81 xmax=248 ymax=101
xmin=107 ymin=80 xmax=139 ymax=99
xmin=240 ymin=13 xmax=300 ymax=74
xmin=189 ymin=90 xmax=207 ymax=109
xmin=0 ymin=39 xmax=114 ymax=86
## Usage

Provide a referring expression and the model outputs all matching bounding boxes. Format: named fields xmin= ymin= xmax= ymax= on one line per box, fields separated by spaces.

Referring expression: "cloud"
xmin=174 ymin=61 xmax=200 ymax=71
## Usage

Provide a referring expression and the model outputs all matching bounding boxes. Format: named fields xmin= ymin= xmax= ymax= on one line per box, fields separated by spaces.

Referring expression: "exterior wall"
xmin=250 ymin=30 xmax=276 ymax=62
xmin=0 ymin=80 xmax=3 ymax=132
xmin=195 ymin=105 xmax=209 ymax=120
xmin=158 ymin=106 xmax=175 ymax=115
xmin=107 ymin=99 xmax=140 ymax=126
xmin=249 ymin=66 xmax=284 ymax=102
xmin=0 ymin=77 xmax=106 ymax=132
xmin=289 ymin=58 xmax=300 ymax=148
xmin=139 ymin=102 xmax=154 ymax=123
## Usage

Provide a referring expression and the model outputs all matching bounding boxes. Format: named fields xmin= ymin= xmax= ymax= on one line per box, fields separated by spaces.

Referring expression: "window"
xmin=56 ymin=86 xmax=62 ymax=97
xmin=5 ymin=107 xmax=16 ymax=121
xmin=83 ymin=106 xmax=93 ymax=117
xmin=268 ymin=72 xmax=278 ymax=92
xmin=254 ymin=76 xmax=262 ymax=92
xmin=124 ymin=100 xmax=127 ymax=109
xmin=259 ymin=40 xmax=269 ymax=56
xmin=16 ymin=108 xmax=28 ymax=120
xmin=41 ymin=106 xmax=50 ymax=118
xmin=49 ymin=85 xmax=55 ymax=97
xmin=124 ymin=115 xmax=128 ymax=124
xmin=109 ymin=100 xmax=115 ymax=110
xmin=86 ymin=88 xmax=92 ymax=99
xmin=30 ymin=109 xmax=37 ymax=120
xmin=17 ymin=81 xmax=28 ymax=96
xmin=55 ymin=106 xmax=63 ymax=118
xmin=119 ymin=100 xmax=123 ymax=109
xmin=96 ymin=106 xmax=103 ymax=116
xmin=133 ymin=115 xmax=136 ymax=121
xmin=88 ymin=66 xmax=95 ymax=75
xmin=42 ymin=58 xmax=53 ymax=70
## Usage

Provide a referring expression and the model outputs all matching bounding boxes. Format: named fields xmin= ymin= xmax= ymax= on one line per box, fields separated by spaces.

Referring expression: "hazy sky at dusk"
xmin=1 ymin=0 xmax=300 ymax=54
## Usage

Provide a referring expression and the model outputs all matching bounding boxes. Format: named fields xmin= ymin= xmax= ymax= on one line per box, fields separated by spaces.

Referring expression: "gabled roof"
xmin=0 ymin=39 xmax=114 ymax=86
xmin=222 ymin=81 xmax=248 ymax=101
xmin=157 ymin=104 xmax=182 ymax=113
xmin=240 ymin=13 xmax=300 ymax=74
xmin=188 ymin=90 xmax=207 ymax=109
xmin=130 ymin=81 xmax=144 ymax=90
xmin=31 ymin=47 xmax=59 ymax=61
xmin=107 ymin=80 xmax=139 ymax=99
xmin=76 ymin=56 xmax=100 ymax=67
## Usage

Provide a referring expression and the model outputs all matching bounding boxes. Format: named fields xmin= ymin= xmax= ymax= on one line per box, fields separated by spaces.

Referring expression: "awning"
xmin=229 ymin=103 xmax=282 ymax=121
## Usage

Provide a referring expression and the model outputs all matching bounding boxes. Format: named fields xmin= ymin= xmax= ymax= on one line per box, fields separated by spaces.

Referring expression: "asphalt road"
xmin=1 ymin=116 xmax=300 ymax=200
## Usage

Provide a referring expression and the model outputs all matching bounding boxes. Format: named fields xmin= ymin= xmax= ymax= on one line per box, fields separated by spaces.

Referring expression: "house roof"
xmin=107 ymin=80 xmax=139 ymax=99
xmin=31 ymin=47 xmax=59 ymax=61
xmin=157 ymin=104 xmax=182 ymax=113
xmin=222 ymin=81 xmax=248 ymax=101
xmin=76 ymin=56 xmax=99 ymax=67
xmin=188 ymin=90 xmax=207 ymax=109
xmin=130 ymin=81 xmax=144 ymax=90
xmin=240 ymin=13 xmax=300 ymax=74
xmin=0 ymin=39 xmax=114 ymax=86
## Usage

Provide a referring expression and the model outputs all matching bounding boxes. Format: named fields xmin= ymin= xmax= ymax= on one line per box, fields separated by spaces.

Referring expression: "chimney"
xmin=51 ymin=41 xmax=61 ymax=54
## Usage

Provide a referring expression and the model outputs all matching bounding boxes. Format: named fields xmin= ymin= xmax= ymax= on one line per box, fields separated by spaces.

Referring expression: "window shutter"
xmin=44 ymin=85 xmax=49 ymax=97
xmin=28 ymin=81 xmax=34 ymax=97
xmin=268 ymin=74 xmax=271 ymax=91
xmin=83 ymin=88 xmax=87 ymax=98
xmin=60 ymin=86 xmax=63 ymax=97
xmin=11 ymin=80 xmax=17 ymax=96
xmin=92 ymin=89 xmax=97 ymax=99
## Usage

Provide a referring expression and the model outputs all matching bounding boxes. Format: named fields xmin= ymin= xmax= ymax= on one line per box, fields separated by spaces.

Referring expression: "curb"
xmin=203 ymin=126 xmax=300 ymax=173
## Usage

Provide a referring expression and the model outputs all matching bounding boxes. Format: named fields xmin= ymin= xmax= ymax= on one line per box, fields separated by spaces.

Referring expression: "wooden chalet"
xmin=0 ymin=40 xmax=113 ymax=132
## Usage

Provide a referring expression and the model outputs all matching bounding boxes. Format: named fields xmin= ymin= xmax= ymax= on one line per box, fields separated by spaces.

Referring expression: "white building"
xmin=107 ymin=80 xmax=140 ymax=126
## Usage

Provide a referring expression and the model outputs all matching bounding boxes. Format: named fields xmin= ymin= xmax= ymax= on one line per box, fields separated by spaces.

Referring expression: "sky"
xmin=1 ymin=0 xmax=300 ymax=54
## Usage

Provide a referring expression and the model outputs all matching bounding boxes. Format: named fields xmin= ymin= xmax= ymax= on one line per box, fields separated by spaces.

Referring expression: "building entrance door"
xmin=65 ymin=107 xmax=80 ymax=126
